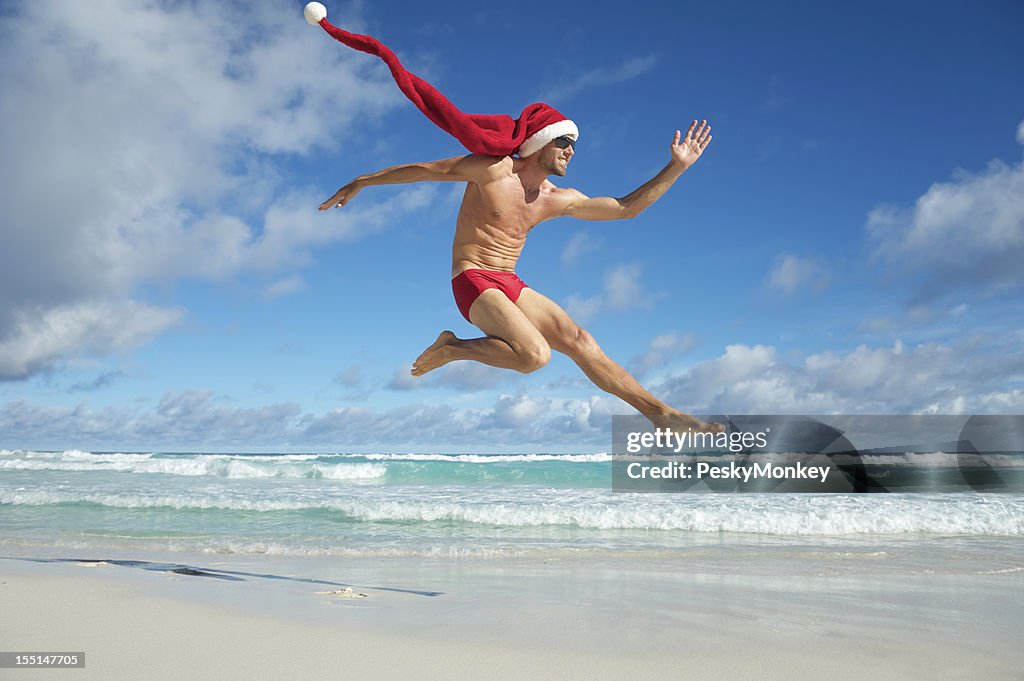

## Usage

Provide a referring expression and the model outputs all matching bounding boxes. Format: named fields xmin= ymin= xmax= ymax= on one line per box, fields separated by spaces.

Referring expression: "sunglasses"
xmin=552 ymin=136 xmax=576 ymax=150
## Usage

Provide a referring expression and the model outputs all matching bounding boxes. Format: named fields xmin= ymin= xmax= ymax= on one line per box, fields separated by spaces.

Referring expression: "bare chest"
xmin=465 ymin=178 xmax=560 ymax=238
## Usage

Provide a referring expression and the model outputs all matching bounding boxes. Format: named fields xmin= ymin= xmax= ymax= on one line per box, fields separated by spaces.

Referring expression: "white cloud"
xmin=488 ymin=394 xmax=548 ymax=429
xmin=630 ymin=332 xmax=698 ymax=378
xmin=0 ymin=389 xmax=622 ymax=451
xmin=604 ymin=263 xmax=651 ymax=311
xmin=152 ymin=391 xmax=305 ymax=446
xmin=387 ymin=365 xmax=421 ymax=391
xmin=0 ymin=301 xmax=182 ymax=380
xmin=70 ymin=370 xmax=127 ymax=394
xmin=435 ymin=363 xmax=511 ymax=391
xmin=976 ymin=390 xmax=1024 ymax=412
xmin=564 ymin=294 xmax=604 ymax=324
xmin=561 ymin=231 xmax=602 ymax=267
xmin=867 ymin=125 xmax=1024 ymax=297
xmin=868 ymin=160 xmax=1024 ymax=265
xmin=385 ymin=359 xmax=512 ymax=392
xmin=263 ymin=275 xmax=305 ymax=301
xmin=271 ymin=186 xmax=437 ymax=268
xmin=334 ymin=365 xmax=363 ymax=388
xmin=564 ymin=263 xmax=653 ymax=322
xmin=303 ymin=392 xmax=618 ymax=446
xmin=658 ymin=338 xmax=1024 ymax=416
xmin=765 ymin=253 xmax=831 ymax=296
xmin=6 ymin=330 xmax=1024 ymax=448
xmin=539 ymin=55 xmax=657 ymax=103
xmin=0 ymin=0 xmax=415 ymax=378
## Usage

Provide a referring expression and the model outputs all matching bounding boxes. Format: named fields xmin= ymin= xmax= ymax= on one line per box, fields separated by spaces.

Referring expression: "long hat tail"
xmin=317 ymin=18 xmax=545 ymax=156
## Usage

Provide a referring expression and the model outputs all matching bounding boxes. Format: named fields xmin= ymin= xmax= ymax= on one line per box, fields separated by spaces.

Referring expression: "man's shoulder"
xmin=546 ymin=184 xmax=586 ymax=202
xmin=463 ymin=154 xmax=514 ymax=180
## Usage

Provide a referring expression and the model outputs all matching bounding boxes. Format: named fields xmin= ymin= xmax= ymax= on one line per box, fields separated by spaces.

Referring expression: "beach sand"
xmin=2 ymin=548 xmax=1022 ymax=680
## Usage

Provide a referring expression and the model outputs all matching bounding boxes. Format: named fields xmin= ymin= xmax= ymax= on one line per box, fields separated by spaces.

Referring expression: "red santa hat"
xmin=303 ymin=2 xmax=578 ymax=158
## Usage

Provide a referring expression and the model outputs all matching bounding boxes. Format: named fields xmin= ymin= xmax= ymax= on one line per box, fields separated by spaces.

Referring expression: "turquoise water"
xmin=2 ymin=449 xmax=1024 ymax=560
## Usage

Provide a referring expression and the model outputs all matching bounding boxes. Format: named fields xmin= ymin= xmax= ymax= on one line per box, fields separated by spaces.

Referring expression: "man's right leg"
xmin=513 ymin=288 xmax=722 ymax=432
xmin=410 ymin=289 xmax=550 ymax=376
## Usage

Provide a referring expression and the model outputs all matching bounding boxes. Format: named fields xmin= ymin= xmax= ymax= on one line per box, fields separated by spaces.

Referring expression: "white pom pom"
xmin=304 ymin=2 xmax=327 ymax=25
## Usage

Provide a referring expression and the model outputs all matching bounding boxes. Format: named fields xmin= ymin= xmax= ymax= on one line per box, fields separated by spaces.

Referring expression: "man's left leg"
xmin=514 ymin=289 xmax=719 ymax=432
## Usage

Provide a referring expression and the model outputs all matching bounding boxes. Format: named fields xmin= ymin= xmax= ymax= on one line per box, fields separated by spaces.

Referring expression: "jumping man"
xmin=305 ymin=3 xmax=722 ymax=432
xmin=319 ymin=121 xmax=719 ymax=432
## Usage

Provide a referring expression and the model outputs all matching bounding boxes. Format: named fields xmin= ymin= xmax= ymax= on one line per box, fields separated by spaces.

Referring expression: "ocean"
xmin=3 ymin=448 xmax=1023 ymax=568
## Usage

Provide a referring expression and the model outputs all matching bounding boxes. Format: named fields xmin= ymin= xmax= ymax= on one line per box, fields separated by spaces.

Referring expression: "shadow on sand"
xmin=0 ymin=556 xmax=443 ymax=597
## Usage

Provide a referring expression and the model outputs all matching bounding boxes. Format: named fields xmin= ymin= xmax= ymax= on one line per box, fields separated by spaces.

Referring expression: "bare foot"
xmin=411 ymin=331 xmax=457 ymax=377
xmin=650 ymin=411 xmax=725 ymax=434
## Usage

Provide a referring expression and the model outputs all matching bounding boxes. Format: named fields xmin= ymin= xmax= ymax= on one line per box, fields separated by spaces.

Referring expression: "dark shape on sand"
xmin=0 ymin=557 xmax=443 ymax=597
xmin=169 ymin=567 xmax=223 ymax=578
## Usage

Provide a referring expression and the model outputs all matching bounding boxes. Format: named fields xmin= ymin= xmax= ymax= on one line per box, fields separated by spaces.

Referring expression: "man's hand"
xmin=319 ymin=180 xmax=362 ymax=211
xmin=670 ymin=120 xmax=712 ymax=169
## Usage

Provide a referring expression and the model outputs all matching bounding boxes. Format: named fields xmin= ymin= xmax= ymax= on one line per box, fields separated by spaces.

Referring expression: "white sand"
xmin=1 ymin=552 xmax=1021 ymax=680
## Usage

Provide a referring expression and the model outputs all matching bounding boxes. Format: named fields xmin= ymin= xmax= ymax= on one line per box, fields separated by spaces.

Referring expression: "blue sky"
xmin=1 ymin=0 xmax=1022 ymax=452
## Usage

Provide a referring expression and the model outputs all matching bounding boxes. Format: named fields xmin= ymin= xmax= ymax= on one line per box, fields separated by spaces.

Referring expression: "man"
xmin=319 ymin=120 xmax=720 ymax=433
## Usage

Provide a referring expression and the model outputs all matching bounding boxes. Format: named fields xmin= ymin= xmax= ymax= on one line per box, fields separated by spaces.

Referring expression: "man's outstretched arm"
xmin=318 ymin=155 xmax=494 ymax=210
xmin=561 ymin=120 xmax=712 ymax=221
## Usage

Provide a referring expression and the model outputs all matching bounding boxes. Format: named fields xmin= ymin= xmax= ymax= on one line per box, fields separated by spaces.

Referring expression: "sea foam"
xmin=3 ymin=488 xmax=1022 ymax=536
